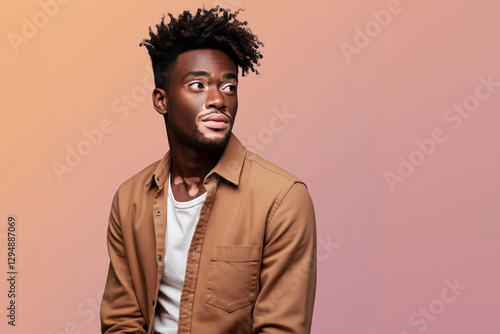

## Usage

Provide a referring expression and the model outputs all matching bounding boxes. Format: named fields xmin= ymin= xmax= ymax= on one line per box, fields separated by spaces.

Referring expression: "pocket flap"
xmin=210 ymin=245 xmax=260 ymax=262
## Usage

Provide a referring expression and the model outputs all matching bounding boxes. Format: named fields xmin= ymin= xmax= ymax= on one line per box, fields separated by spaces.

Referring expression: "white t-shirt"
xmin=154 ymin=173 xmax=207 ymax=334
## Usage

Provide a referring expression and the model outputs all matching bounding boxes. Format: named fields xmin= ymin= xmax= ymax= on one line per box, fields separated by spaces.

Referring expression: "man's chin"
xmin=193 ymin=131 xmax=231 ymax=149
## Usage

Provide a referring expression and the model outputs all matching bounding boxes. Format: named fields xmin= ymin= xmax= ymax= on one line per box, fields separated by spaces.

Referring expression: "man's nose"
xmin=205 ymin=87 xmax=225 ymax=109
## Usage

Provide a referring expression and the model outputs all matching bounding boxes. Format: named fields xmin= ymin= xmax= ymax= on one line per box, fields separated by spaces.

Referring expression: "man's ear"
xmin=152 ymin=88 xmax=168 ymax=115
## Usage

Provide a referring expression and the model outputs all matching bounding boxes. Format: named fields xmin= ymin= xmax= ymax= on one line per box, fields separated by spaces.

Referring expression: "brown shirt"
xmin=100 ymin=133 xmax=317 ymax=333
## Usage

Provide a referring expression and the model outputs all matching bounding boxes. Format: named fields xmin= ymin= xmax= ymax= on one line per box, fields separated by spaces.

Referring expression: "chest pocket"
xmin=205 ymin=245 xmax=260 ymax=312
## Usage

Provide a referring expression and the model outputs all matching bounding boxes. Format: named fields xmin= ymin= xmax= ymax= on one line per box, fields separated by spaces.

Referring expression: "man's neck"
xmin=167 ymin=136 xmax=226 ymax=201
xmin=169 ymin=142 xmax=223 ymax=179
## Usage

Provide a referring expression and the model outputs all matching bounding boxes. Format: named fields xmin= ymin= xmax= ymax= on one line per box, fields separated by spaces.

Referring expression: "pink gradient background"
xmin=1 ymin=0 xmax=499 ymax=333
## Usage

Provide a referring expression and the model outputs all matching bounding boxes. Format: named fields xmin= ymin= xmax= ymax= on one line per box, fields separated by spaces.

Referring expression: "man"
xmin=100 ymin=7 xmax=317 ymax=334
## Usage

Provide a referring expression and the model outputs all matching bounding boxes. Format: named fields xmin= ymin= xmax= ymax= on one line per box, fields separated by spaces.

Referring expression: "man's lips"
xmin=201 ymin=113 xmax=230 ymax=130
xmin=201 ymin=114 xmax=229 ymax=122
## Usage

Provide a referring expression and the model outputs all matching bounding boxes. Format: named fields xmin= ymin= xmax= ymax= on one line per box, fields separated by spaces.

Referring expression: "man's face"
xmin=160 ymin=48 xmax=238 ymax=149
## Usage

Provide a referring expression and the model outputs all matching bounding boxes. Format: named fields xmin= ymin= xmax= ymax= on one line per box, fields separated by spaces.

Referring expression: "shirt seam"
xmin=244 ymin=156 xmax=298 ymax=183
xmin=266 ymin=181 xmax=305 ymax=226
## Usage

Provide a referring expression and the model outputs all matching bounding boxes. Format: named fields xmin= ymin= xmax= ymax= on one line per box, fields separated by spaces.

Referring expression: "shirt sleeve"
xmin=100 ymin=189 xmax=148 ymax=334
xmin=252 ymin=182 xmax=317 ymax=333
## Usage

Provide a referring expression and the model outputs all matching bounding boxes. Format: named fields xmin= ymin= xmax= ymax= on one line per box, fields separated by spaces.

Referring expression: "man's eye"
xmin=188 ymin=82 xmax=205 ymax=90
xmin=221 ymin=84 xmax=237 ymax=93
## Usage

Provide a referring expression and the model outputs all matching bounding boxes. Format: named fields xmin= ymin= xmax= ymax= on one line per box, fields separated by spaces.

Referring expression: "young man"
xmin=100 ymin=7 xmax=317 ymax=334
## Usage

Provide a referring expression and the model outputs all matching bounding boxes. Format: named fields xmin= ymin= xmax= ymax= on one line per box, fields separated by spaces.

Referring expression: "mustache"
xmin=198 ymin=110 xmax=232 ymax=122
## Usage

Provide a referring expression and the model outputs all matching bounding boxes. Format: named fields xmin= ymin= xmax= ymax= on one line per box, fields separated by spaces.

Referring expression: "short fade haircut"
xmin=139 ymin=6 xmax=264 ymax=89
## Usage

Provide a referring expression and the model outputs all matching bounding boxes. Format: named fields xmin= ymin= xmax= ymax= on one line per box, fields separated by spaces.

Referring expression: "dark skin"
xmin=152 ymin=49 xmax=239 ymax=202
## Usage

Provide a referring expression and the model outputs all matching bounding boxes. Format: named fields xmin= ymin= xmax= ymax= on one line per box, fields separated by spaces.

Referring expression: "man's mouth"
xmin=201 ymin=113 xmax=230 ymax=130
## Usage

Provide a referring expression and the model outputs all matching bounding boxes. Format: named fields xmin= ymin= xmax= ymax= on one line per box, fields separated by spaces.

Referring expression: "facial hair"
xmin=192 ymin=126 xmax=231 ymax=149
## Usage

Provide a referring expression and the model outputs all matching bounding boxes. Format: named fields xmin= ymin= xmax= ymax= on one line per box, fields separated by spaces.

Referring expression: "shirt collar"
xmin=145 ymin=133 xmax=246 ymax=188
xmin=145 ymin=151 xmax=171 ymax=188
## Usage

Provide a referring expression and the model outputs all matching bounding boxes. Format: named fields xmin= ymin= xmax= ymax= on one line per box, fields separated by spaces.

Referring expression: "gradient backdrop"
xmin=1 ymin=0 xmax=499 ymax=333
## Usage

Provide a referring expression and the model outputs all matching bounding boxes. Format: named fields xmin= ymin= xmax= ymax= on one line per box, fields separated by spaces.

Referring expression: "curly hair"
xmin=139 ymin=6 xmax=264 ymax=89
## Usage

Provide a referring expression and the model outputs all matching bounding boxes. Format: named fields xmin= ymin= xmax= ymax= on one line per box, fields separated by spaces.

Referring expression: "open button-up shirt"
xmin=100 ymin=133 xmax=317 ymax=333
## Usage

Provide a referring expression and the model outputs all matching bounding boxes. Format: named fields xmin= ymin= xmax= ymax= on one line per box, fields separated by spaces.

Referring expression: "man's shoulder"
xmin=115 ymin=158 xmax=162 ymax=195
xmin=240 ymin=150 xmax=314 ymax=222
xmin=242 ymin=150 xmax=306 ymax=187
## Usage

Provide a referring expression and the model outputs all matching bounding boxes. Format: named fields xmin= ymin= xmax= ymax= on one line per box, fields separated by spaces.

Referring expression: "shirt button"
xmin=152 ymin=300 xmax=155 ymax=306
xmin=155 ymin=210 xmax=161 ymax=216
xmin=158 ymin=255 xmax=162 ymax=261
